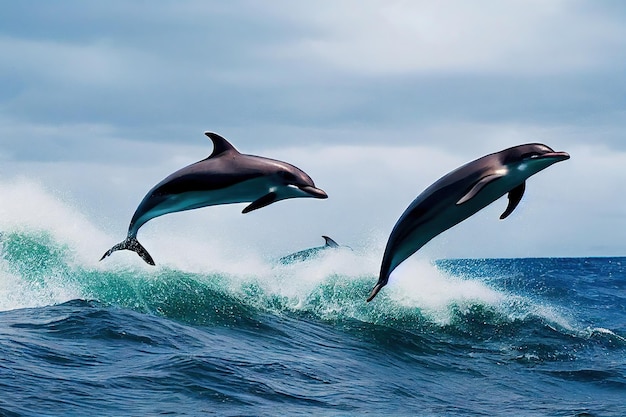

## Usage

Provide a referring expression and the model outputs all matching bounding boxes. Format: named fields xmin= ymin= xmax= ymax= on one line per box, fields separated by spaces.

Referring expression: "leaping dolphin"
xmin=367 ymin=143 xmax=569 ymax=302
xmin=100 ymin=132 xmax=328 ymax=265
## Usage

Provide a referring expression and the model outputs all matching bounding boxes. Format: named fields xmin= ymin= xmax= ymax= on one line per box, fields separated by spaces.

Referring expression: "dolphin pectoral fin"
xmin=242 ymin=192 xmax=278 ymax=214
xmin=500 ymin=181 xmax=526 ymax=220
xmin=456 ymin=173 xmax=505 ymax=205
xmin=100 ymin=237 xmax=155 ymax=265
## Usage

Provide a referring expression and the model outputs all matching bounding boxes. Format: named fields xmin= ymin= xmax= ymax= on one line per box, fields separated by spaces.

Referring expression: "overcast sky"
xmin=1 ymin=1 xmax=625 ymax=263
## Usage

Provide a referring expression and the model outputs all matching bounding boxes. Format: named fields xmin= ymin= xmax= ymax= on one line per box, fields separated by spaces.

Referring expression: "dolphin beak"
xmin=299 ymin=185 xmax=328 ymax=199
xmin=540 ymin=151 xmax=570 ymax=162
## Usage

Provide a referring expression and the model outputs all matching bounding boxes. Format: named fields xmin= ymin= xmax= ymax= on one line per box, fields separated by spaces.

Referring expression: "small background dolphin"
xmin=278 ymin=235 xmax=345 ymax=264
xmin=101 ymin=132 xmax=327 ymax=265
xmin=367 ymin=143 xmax=570 ymax=302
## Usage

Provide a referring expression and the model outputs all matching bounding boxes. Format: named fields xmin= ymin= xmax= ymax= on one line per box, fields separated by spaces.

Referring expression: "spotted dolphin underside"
xmin=101 ymin=132 xmax=327 ymax=265
xmin=367 ymin=143 xmax=570 ymax=302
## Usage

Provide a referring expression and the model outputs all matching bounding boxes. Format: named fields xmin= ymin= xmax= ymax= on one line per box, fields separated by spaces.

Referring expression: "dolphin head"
xmin=240 ymin=157 xmax=328 ymax=213
xmin=503 ymin=143 xmax=570 ymax=176
xmin=273 ymin=163 xmax=328 ymax=200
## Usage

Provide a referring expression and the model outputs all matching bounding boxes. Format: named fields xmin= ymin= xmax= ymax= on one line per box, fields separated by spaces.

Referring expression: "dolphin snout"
xmin=299 ymin=185 xmax=328 ymax=199
xmin=542 ymin=151 xmax=570 ymax=162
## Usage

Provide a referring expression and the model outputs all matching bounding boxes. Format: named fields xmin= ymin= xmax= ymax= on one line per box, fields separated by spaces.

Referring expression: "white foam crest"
xmin=586 ymin=327 xmax=626 ymax=342
xmin=378 ymin=258 xmax=580 ymax=331
xmin=145 ymin=230 xmax=270 ymax=276
xmin=0 ymin=267 xmax=82 ymax=312
xmin=0 ymin=178 xmax=111 ymax=267
xmin=385 ymin=258 xmax=506 ymax=324
xmin=258 ymin=248 xmax=378 ymax=306
xmin=0 ymin=178 xmax=103 ymax=310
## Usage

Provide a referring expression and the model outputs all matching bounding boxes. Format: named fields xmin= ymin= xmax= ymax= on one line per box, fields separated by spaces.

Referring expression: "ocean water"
xmin=0 ymin=184 xmax=625 ymax=416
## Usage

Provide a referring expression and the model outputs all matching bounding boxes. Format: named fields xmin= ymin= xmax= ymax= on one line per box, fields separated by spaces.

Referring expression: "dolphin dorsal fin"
xmin=322 ymin=236 xmax=339 ymax=248
xmin=204 ymin=132 xmax=240 ymax=158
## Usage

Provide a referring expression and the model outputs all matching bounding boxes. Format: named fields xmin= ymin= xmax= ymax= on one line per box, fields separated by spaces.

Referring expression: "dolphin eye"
xmin=278 ymin=170 xmax=296 ymax=181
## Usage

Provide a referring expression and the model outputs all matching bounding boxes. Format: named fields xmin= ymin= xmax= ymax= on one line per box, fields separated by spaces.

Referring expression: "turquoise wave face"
xmin=2 ymin=228 xmax=624 ymax=351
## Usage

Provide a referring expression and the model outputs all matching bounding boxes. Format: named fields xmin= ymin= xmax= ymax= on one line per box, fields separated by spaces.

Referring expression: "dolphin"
xmin=278 ymin=235 xmax=344 ymax=264
xmin=367 ymin=143 xmax=570 ymax=302
xmin=100 ymin=132 xmax=328 ymax=265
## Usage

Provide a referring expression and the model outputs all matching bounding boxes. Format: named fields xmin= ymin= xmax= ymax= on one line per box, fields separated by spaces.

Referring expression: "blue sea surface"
xmin=0 ymin=230 xmax=624 ymax=416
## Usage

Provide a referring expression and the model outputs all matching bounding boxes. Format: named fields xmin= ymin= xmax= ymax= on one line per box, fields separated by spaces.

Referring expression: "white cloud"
xmin=272 ymin=0 xmax=626 ymax=75
xmin=0 ymin=36 xmax=142 ymax=86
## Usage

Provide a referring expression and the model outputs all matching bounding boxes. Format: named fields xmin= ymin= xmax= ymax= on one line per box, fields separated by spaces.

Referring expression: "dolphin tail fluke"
xmin=366 ymin=283 xmax=384 ymax=302
xmin=100 ymin=237 xmax=155 ymax=266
